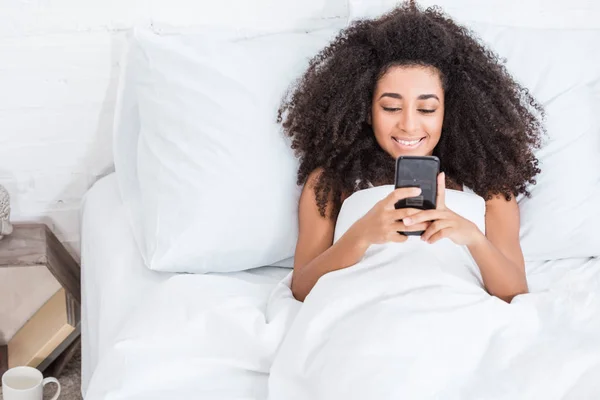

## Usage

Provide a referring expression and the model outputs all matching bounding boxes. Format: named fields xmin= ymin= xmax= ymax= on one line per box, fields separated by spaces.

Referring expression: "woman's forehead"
xmin=376 ymin=65 xmax=444 ymax=95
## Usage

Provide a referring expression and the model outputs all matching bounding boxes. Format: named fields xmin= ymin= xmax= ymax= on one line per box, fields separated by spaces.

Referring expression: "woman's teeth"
xmin=393 ymin=137 xmax=424 ymax=148
xmin=397 ymin=138 xmax=419 ymax=145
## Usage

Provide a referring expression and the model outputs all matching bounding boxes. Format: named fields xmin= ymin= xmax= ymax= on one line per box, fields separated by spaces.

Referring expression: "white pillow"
xmin=348 ymin=1 xmax=600 ymax=261
xmin=116 ymin=26 xmax=341 ymax=273
xmin=482 ymin=26 xmax=600 ymax=261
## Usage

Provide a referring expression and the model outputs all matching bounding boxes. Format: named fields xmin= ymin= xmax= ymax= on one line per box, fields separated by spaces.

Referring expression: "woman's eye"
xmin=383 ymin=107 xmax=401 ymax=112
xmin=419 ymin=109 xmax=436 ymax=114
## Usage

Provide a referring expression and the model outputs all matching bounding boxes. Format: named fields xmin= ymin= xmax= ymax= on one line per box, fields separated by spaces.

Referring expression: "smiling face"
xmin=371 ymin=65 xmax=445 ymax=159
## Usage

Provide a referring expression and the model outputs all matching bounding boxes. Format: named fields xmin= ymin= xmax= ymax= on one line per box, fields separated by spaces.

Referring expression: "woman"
xmin=278 ymin=3 xmax=543 ymax=303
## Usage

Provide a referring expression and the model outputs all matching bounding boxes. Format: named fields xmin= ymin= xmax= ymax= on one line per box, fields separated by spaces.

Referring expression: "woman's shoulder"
xmin=301 ymin=168 xmax=348 ymax=220
xmin=305 ymin=168 xmax=324 ymax=188
xmin=305 ymin=167 xmax=355 ymax=204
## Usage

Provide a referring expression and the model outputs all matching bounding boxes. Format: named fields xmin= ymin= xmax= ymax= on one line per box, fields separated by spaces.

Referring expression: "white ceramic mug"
xmin=1 ymin=366 xmax=61 ymax=400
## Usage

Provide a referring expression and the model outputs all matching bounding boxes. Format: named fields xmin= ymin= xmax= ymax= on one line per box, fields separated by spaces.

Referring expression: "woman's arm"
xmin=404 ymin=172 xmax=528 ymax=303
xmin=292 ymin=170 xmax=427 ymax=302
xmin=466 ymin=195 xmax=528 ymax=303
xmin=291 ymin=170 xmax=369 ymax=302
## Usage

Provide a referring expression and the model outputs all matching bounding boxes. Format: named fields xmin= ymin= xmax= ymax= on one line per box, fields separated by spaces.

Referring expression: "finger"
xmin=392 ymin=207 xmax=422 ymax=221
xmin=386 ymin=187 xmax=422 ymax=208
xmin=403 ymin=209 xmax=446 ymax=226
xmin=420 ymin=220 xmax=453 ymax=242
xmin=389 ymin=232 xmax=409 ymax=243
xmin=425 ymin=228 xmax=452 ymax=244
xmin=437 ymin=171 xmax=446 ymax=209
xmin=393 ymin=221 xmax=430 ymax=233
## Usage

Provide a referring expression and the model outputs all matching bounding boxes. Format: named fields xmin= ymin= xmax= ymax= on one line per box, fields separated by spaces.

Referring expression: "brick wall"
xmin=0 ymin=2 xmax=131 ymax=258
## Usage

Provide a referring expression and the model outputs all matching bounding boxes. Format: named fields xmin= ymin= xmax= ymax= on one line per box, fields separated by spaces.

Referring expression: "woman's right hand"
xmin=347 ymin=187 xmax=430 ymax=246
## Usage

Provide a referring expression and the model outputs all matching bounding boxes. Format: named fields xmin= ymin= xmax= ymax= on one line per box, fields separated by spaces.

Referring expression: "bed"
xmin=81 ymin=174 xmax=600 ymax=399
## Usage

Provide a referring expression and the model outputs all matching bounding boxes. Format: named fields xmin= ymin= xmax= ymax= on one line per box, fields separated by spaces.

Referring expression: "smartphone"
xmin=394 ymin=155 xmax=440 ymax=236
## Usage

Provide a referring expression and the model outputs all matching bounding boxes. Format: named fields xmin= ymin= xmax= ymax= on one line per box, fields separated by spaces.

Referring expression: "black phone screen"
xmin=394 ymin=156 xmax=439 ymax=211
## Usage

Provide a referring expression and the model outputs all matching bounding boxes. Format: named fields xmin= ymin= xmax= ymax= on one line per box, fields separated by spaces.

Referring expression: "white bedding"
xmin=267 ymin=186 xmax=600 ymax=400
xmin=81 ymin=175 xmax=600 ymax=399
xmin=80 ymin=174 xmax=291 ymax=399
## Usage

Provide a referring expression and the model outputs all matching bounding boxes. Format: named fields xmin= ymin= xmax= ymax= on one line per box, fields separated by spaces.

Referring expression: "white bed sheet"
xmin=81 ymin=173 xmax=600 ymax=399
xmin=80 ymin=173 xmax=291 ymax=398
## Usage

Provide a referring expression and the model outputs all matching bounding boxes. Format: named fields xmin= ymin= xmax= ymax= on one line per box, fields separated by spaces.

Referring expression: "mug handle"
xmin=42 ymin=377 xmax=61 ymax=400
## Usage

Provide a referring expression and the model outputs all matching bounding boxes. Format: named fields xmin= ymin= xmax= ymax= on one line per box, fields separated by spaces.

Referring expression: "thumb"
xmin=436 ymin=172 xmax=446 ymax=209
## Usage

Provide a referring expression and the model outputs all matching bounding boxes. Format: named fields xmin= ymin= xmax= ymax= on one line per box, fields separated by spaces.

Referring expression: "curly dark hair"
xmin=277 ymin=2 xmax=544 ymax=219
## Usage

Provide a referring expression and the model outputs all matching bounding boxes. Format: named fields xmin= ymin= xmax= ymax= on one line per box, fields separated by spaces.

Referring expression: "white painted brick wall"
xmin=0 ymin=28 xmax=126 ymax=257
xmin=0 ymin=0 xmax=348 ymax=259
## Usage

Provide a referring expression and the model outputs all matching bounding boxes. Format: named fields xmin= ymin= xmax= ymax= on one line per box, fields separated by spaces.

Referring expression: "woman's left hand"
xmin=403 ymin=172 xmax=483 ymax=246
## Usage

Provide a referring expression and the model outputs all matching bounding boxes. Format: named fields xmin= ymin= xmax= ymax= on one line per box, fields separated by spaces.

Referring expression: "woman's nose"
xmin=398 ymin=108 xmax=418 ymax=133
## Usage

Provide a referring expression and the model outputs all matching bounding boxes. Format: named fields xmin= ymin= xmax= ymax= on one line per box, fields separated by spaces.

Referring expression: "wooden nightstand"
xmin=0 ymin=223 xmax=81 ymax=379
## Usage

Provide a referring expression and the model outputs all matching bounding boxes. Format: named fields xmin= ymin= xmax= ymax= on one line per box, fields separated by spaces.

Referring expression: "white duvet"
xmin=266 ymin=186 xmax=600 ymax=400
xmin=83 ymin=179 xmax=600 ymax=400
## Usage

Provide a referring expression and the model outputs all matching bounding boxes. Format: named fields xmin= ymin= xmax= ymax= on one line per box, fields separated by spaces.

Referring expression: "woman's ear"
xmin=367 ymin=112 xmax=372 ymax=125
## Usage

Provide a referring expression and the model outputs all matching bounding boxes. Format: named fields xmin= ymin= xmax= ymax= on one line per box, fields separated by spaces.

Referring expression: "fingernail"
xmin=404 ymin=218 xmax=412 ymax=225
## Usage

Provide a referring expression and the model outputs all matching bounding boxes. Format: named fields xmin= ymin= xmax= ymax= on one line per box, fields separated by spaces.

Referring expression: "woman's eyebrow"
xmin=378 ymin=93 xmax=439 ymax=101
xmin=379 ymin=92 xmax=402 ymax=100
xmin=417 ymin=94 xmax=439 ymax=101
